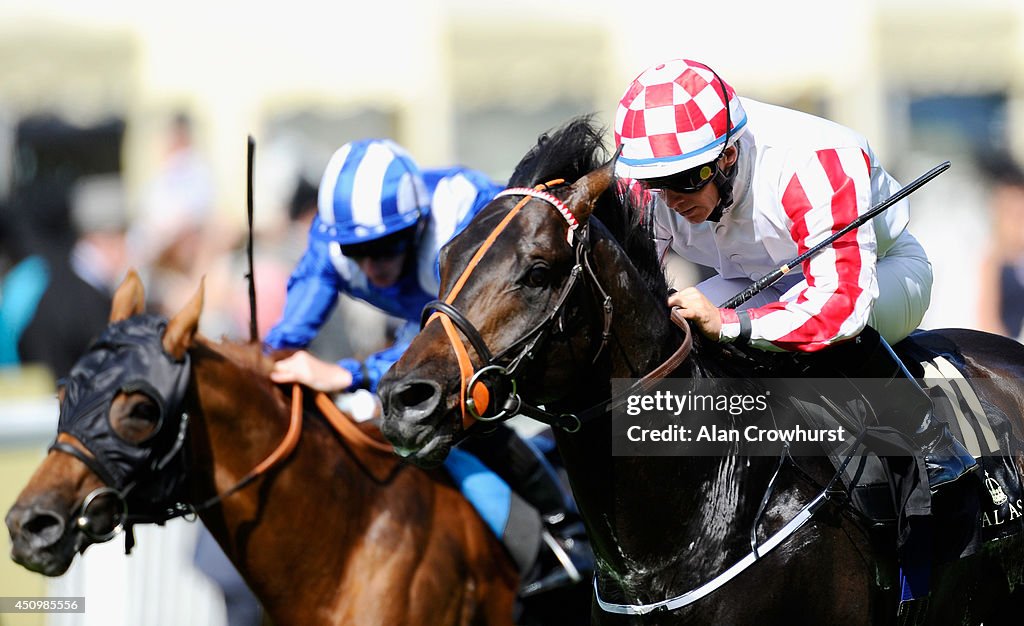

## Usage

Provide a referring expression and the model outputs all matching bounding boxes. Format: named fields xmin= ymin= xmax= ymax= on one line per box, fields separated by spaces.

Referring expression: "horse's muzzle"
xmin=381 ymin=377 xmax=443 ymax=423
xmin=6 ymin=503 xmax=75 ymax=576
xmin=379 ymin=377 xmax=456 ymax=467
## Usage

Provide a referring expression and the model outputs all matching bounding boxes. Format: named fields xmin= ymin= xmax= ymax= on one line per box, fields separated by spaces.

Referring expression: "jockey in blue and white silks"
xmin=265 ymin=139 xmax=500 ymax=392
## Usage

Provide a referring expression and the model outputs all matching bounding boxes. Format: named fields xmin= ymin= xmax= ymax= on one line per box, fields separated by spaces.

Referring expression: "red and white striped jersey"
xmin=653 ymin=98 xmax=918 ymax=352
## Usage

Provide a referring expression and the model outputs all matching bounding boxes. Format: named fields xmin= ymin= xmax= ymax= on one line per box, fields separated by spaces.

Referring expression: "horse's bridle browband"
xmin=497 ymin=187 xmax=580 ymax=244
xmin=422 ymin=182 xmax=693 ymax=433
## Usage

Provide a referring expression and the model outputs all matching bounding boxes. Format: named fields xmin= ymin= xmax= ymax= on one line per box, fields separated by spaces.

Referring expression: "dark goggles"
xmin=340 ymin=228 xmax=415 ymax=260
xmin=642 ymin=160 xmax=719 ymax=194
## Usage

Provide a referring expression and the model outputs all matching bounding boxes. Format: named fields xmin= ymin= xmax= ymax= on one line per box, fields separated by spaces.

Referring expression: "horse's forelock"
xmin=505 ymin=115 xmax=668 ymax=299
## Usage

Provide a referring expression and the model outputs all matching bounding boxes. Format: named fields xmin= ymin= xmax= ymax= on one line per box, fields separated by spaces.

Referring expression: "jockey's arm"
xmin=264 ymin=237 xmax=343 ymax=351
xmin=339 ymin=320 xmax=419 ymax=393
xmin=268 ymin=321 xmax=416 ymax=395
xmin=684 ymin=148 xmax=880 ymax=352
xmin=266 ymin=238 xmax=354 ymax=392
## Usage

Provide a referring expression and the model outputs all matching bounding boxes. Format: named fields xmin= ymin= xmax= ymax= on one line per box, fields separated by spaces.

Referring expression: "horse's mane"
xmin=195 ymin=335 xmax=275 ymax=378
xmin=508 ymin=115 xmax=669 ymax=299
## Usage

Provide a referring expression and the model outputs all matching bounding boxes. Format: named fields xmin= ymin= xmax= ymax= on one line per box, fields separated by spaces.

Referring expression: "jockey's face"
xmin=357 ymin=252 xmax=407 ymax=288
xmin=647 ymin=145 xmax=737 ymax=225
xmin=342 ymin=227 xmax=416 ymax=288
xmin=659 ymin=184 xmax=721 ymax=224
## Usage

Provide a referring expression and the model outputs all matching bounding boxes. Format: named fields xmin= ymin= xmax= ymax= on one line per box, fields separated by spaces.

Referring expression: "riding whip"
xmin=246 ymin=135 xmax=258 ymax=342
xmin=719 ymin=160 xmax=951 ymax=310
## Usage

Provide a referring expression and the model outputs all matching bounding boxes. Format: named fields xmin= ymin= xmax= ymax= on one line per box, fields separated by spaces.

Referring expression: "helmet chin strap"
xmin=707 ymin=153 xmax=738 ymax=223
xmin=705 ymin=65 xmax=737 ymax=223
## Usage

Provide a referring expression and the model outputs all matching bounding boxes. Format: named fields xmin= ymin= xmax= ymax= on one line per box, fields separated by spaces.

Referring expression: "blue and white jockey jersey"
xmin=265 ymin=166 xmax=502 ymax=391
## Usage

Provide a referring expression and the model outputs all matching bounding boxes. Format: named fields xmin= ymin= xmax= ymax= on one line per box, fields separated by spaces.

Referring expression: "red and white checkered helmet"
xmin=614 ymin=59 xmax=747 ymax=180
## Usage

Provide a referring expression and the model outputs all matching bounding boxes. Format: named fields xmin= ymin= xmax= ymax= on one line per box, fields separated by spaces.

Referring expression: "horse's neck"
xmin=185 ymin=344 xmax=372 ymax=614
xmin=560 ymin=244 xmax=789 ymax=596
xmin=186 ymin=346 xmax=295 ymax=508
xmin=600 ymin=256 xmax=681 ymax=379
xmin=564 ymin=422 xmax=782 ymax=598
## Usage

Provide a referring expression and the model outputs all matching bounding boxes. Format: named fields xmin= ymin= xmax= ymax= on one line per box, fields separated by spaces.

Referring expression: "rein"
xmin=191 ymin=382 xmax=305 ymax=510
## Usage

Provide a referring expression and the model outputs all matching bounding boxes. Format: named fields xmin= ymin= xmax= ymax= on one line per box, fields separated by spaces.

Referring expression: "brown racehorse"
xmin=6 ymin=272 xmax=518 ymax=626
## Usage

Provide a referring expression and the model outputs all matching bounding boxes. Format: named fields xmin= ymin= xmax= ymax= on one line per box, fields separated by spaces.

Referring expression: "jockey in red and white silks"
xmin=615 ymin=59 xmax=932 ymax=352
xmin=651 ymin=98 xmax=932 ymax=351
xmin=616 ymin=58 xmax=977 ymax=498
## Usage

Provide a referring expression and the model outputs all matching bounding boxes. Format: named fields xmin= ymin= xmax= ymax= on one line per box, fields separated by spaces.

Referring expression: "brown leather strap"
xmin=435 ymin=193 xmax=534 ymax=308
xmin=437 ymin=315 xmax=477 ymax=430
xmin=578 ymin=308 xmax=694 ymax=424
xmin=312 ymin=390 xmax=395 ymax=455
xmin=238 ymin=383 xmax=304 ymax=482
xmin=129 ymin=385 xmax=302 ymax=507
xmin=641 ymin=308 xmax=693 ymax=382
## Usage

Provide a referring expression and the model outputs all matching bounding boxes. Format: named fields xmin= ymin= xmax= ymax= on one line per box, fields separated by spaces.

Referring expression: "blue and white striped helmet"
xmin=312 ymin=139 xmax=429 ymax=245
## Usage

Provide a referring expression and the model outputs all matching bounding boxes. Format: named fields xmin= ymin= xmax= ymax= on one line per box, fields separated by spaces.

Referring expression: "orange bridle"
xmin=423 ymin=181 xmax=575 ymax=430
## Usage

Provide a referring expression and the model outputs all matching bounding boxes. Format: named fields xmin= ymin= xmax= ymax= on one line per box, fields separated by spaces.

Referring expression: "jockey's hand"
xmin=668 ymin=287 xmax=723 ymax=340
xmin=270 ymin=350 xmax=353 ymax=393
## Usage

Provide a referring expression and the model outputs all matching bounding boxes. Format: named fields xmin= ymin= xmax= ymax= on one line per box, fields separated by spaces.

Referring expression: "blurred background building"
xmin=1 ymin=0 xmax=1023 ymax=624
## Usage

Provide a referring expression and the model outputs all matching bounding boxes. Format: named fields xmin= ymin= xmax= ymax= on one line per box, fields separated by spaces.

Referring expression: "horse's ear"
xmin=163 ymin=278 xmax=204 ymax=360
xmin=110 ymin=269 xmax=146 ymax=322
xmin=566 ymin=147 xmax=621 ymax=224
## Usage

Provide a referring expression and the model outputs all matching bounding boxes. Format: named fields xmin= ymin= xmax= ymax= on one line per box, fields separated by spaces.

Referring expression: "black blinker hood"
xmin=55 ymin=314 xmax=191 ymax=503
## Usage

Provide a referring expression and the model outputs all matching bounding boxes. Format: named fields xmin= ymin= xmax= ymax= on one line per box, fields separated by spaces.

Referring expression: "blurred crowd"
xmin=0 ymin=112 xmax=395 ymax=388
xmin=977 ymin=154 xmax=1024 ymax=342
xmin=0 ymin=112 xmax=382 ymax=626
xmin=4 ymin=114 xmax=1024 ymax=391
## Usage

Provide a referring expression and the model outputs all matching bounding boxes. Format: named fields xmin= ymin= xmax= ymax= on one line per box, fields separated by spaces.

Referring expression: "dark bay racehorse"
xmin=378 ymin=118 xmax=1024 ymax=624
xmin=6 ymin=272 xmax=518 ymax=626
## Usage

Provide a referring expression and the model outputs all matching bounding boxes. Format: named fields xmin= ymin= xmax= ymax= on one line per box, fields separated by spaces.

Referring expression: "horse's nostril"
xmin=397 ymin=380 xmax=440 ymax=412
xmin=20 ymin=509 xmax=66 ymax=549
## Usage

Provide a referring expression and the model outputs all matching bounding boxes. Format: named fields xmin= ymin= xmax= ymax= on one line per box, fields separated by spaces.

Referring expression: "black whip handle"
xmin=720 ymin=161 xmax=950 ymax=309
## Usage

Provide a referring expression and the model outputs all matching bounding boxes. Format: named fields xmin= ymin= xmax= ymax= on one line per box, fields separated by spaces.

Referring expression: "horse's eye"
xmin=131 ymin=400 xmax=160 ymax=423
xmin=110 ymin=392 xmax=161 ymax=444
xmin=524 ymin=264 xmax=550 ymax=288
